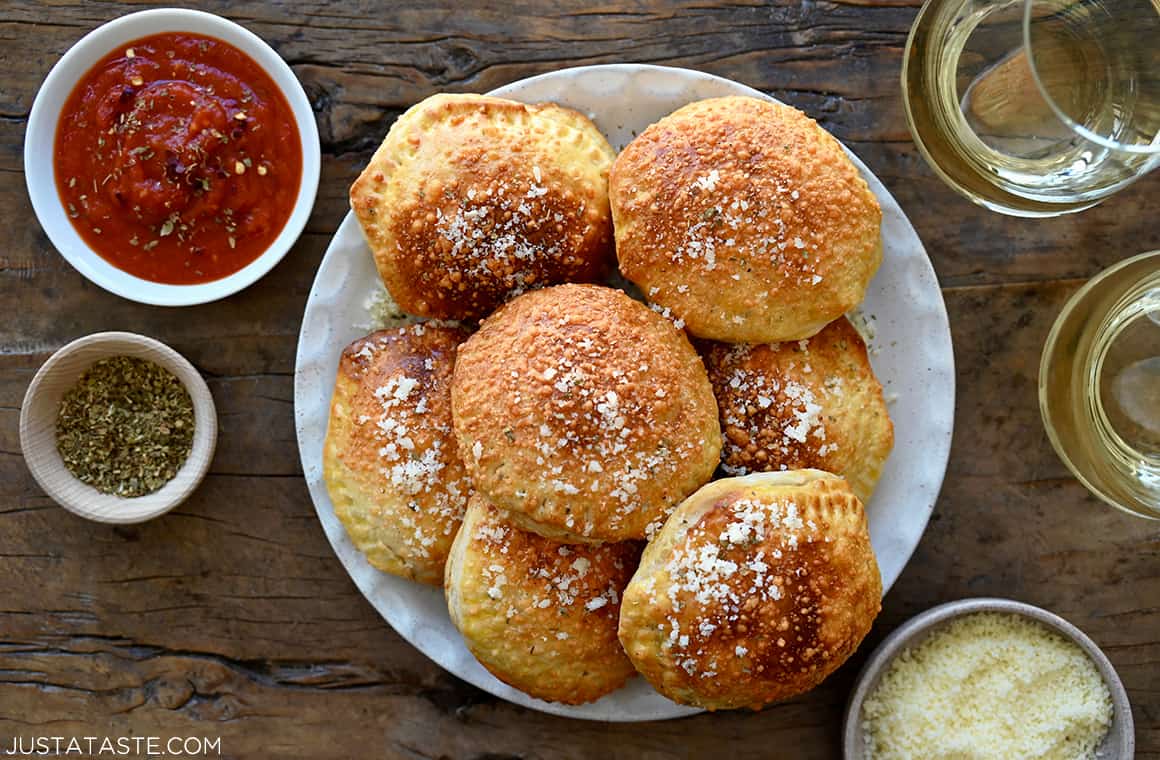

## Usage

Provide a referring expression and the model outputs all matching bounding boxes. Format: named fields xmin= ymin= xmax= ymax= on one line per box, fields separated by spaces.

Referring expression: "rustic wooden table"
xmin=2 ymin=2 xmax=1157 ymax=758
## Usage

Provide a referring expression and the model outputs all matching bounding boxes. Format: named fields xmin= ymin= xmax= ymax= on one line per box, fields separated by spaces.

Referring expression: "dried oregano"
xmin=55 ymin=355 xmax=195 ymax=497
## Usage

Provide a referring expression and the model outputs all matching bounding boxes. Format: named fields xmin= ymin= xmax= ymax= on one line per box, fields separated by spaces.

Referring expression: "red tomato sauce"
xmin=54 ymin=32 xmax=303 ymax=284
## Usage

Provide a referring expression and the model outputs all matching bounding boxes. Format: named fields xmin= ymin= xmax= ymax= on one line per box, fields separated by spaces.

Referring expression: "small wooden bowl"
xmin=19 ymin=332 xmax=217 ymax=523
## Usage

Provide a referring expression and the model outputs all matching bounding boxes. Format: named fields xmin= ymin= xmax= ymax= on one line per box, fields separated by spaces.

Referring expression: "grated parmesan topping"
xmin=487 ymin=316 xmax=704 ymax=535
xmin=660 ymin=495 xmax=817 ymax=678
xmin=353 ymin=334 xmax=469 ymax=559
xmin=430 ymin=170 xmax=586 ymax=302
xmin=861 ymin=612 xmax=1114 ymax=760
xmin=648 ymin=302 xmax=686 ymax=330
xmin=474 ymin=513 xmax=626 ymax=619
xmin=663 ymin=176 xmax=822 ymax=286
xmin=715 ymin=339 xmax=842 ymax=476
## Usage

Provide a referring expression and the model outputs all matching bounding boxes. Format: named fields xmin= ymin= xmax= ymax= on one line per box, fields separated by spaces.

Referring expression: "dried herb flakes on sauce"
xmin=55 ymin=356 xmax=195 ymax=498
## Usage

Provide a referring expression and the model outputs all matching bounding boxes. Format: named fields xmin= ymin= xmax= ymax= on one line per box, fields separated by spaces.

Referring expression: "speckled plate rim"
xmin=294 ymin=64 xmax=956 ymax=721
xmin=841 ymin=597 xmax=1135 ymax=759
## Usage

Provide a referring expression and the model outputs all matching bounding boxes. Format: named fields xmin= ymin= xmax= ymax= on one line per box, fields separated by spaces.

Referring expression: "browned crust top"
xmin=446 ymin=495 xmax=641 ymax=703
xmin=332 ymin=323 xmax=470 ymax=515
xmin=450 ymin=283 xmax=722 ymax=542
xmin=323 ymin=323 xmax=473 ymax=583
xmin=351 ymin=94 xmax=616 ymax=321
xmin=700 ymin=317 xmax=893 ymax=502
xmin=335 ymin=324 xmax=470 ymax=480
xmin=610 ymin=96 xmax=882 ymax=342
xmin=619 ymin=472 xmax=881 ymax=709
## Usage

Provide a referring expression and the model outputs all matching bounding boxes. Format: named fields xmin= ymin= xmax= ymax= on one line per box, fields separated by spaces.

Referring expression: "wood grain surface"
xmin=1 ymin=2 xmax=1157 ymax=758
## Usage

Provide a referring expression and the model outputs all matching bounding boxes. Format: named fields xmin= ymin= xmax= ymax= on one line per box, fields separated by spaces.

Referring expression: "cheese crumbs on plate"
xmin=861 ymin=612 xmax=1113 ymax=760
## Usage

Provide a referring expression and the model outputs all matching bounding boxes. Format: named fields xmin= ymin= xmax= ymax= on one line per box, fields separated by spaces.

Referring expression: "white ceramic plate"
xmin=294 ymin=65 xmax=955 ymax=721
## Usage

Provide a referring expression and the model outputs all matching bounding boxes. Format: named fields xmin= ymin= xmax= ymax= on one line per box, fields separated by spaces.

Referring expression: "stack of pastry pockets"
xmin=324 ymin=88 xmax=893 ymax=710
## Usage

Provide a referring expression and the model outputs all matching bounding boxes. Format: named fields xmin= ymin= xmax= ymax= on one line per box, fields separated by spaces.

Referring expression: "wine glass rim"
xmin=1023 ymin=0 xmax=1160 ymax=156
xmin=1038 ymin=249 xmax=1160 ymax=522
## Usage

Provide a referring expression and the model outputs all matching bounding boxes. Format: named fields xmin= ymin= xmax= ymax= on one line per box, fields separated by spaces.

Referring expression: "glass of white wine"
xmin=1040 ymin=251 xmax=1160 ymax=519
xmin=903 ymin=0 xmax=1160 ymax=217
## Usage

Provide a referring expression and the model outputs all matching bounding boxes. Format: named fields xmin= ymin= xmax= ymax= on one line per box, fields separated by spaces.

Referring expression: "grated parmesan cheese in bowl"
xmin=843 ymin=599 xmax=1133 ymax=760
